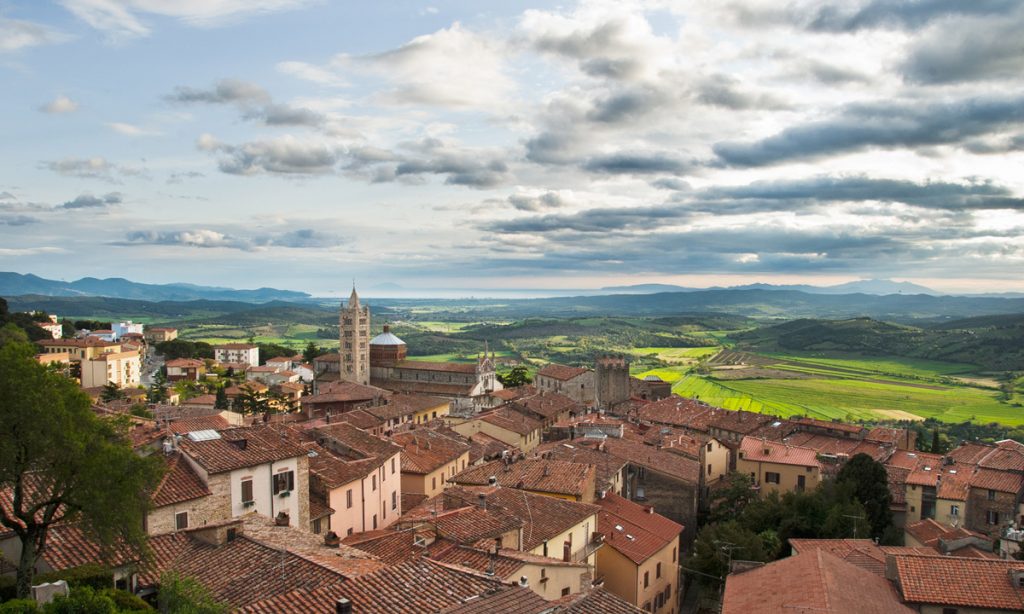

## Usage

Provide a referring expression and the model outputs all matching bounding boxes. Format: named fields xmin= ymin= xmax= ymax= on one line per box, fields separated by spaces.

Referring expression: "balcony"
xmin=570 ymin=533 xmax=605 ymax=562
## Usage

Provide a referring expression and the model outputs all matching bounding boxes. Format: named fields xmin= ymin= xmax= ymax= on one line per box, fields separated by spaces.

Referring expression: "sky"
xmin=2 ymin=0 xmax=1023 ymax=296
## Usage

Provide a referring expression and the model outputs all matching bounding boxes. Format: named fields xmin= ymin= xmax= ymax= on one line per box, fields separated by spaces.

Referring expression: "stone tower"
xmin=339 ymin=286 xmax=370 ymax=385
xmin=595 ymin=354 xmax=631 ymax=410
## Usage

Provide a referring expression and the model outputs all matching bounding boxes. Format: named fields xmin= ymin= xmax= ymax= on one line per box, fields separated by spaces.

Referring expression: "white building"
xmin=214 ymin=343 xmax=260 ymax=366
xmin=81 ymin=350 xmax=141 ymax=389
xmin=112 ymin=321 xmax=144 ymax=340
xmin=37 ymin=322 xmax=63 ymax=339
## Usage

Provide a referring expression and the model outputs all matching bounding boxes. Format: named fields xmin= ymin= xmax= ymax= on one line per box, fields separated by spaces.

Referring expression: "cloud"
xmin=41 ymin=157 xmax=144 ymax=182
xmin=199 ymin=134 xmax=339 ymax=175
xmin=694 ymin=75 xmax=791 ymax=110
xmin=0 ymin=192 xmax=16 ymax=200
xmin=60 ymin=192 xmax=123 ymax=209
xmin=107 ymin=122 xmax=161 ymax=136
xmin=252 ymin=103 xmax=326 ymax=127
xmin=356 ymin=22 xmax=515 ymax=108
xmin=0 ymin=17 xmax=68 ymax=51
xmin=0 ymin=247 xmax=66 ymax=256
xmin=39 ymin=95 xmax=78 ymax=114
xmin=60 ymin=0 xmax=316 ymax=40
xmin=902 ymin=10 xmax=1024 ymax=84
xmin=167 ymin=79 xmax=270 ymax=105
xmin=0 ymin=215 xmax=40 ymax=226
xmin=341 ymin=138 xmax=512 ymax=188
xmin=507 ymin=192 xmax=570 ymax=212
xmin=732 ymin=0 xmax=1019 ymax=32
xmin=713 ymin=95 xmax=1024 ymax=167
xmin=583 ymin=152 xmax=695 ymax=175
xmin=117 ymin=226 xmax=343 ymax=250
xmin=276 ymin=61 xmax=347 ymax=86
xmin=166 ymin=171 xmax=205 ymax=184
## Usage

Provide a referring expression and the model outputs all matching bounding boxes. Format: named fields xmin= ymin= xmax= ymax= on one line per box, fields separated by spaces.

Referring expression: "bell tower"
xmin=339 ymin=285 xmax=370 ymax=385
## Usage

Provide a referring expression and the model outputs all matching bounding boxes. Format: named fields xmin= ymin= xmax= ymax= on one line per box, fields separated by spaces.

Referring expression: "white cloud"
xmin=0 ymin=17 xmax=68 ymax=52
xmin=276 ymin=61 xmax=347 ymax=87
xmin=39 ymin=95 xmax=79 ymax=114
xmin=107 ymin=121 xmax=161 ymax=136
xmin=60 ymin=0 xmax=318 ymax=39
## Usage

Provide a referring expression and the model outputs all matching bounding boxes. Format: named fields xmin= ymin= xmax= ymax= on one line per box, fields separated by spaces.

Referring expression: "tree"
xmin=836 ymin=453 xmax=893 ymax=541
xmin=302 ymin=341 xmax=321 ymax=365
xmin=708 ymin=472 xmax=757 ymax=523
xmin=497 ymin=365 xmax=532 ymax=388
xmin=0 ymin=342 xmax=164 ymax=598
xmin=214 ymin=386 xmax=229 ymax=410
xmin=157 ymin=572 xmax=228 ymax=613
xmin=100 ymin=382 xmax=124 ymax=403
xmin=689 ymin=520 xmax=775 ymax=585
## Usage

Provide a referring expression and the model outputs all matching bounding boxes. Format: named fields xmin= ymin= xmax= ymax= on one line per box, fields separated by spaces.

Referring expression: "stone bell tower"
xmin=339 ymin=285 xmax=370 ymax=385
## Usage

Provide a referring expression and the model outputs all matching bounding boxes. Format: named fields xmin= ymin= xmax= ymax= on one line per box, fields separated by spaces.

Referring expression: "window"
xmin=665 ymin=584 xmax=672 ymax=599
xmin=241 ymin=479 xmax=254 ymax=504
xmin=765 ymin=472 xmax=781 ymax=484
xmin=707 ymin=464 xmax=712 ymax=476
xmin=392 ymin=491 xmax=398 ymax=510
xmin=432 ymin=477 xmax=437 ymax=490
xmin=561 ymin=587 xmax=570 ymax=597
xmin=644 ymin=571 xmax=649 ymax=588
xmin=942 ymin=609 xmax=959 ymax=614
xmin=987 ymin=510 xmax=1000 ymax=525
xmin=347 ymin=528 xmax=353 ymax=536
xmin=346 ymin=489 xmax=353 ymax=509
xmin=273 ymin=471 xmax=295 ymax=495
xmin=175 ymin=512 xmax=188 ymax=531
xmin=391 ymin=458 xmax=396 ymax=474
xmin=372 ymin=514 xmax=378 ymax=529
xmin=643 ymin=602 xmax=651 ymax=612
xmin=950 ymin=505 xmax=960 ymax=517
xmin=988 ymin=489 xmax=997 ymax=501
xmin=313 ymin=518 xmax=322 ymax=534
xmin=672 ymin=547 xmax=676 ymax=563
xmin=371 ymin=475 xmax=377 ymax=491
xmin=656 ymin=562 xmax=661 ymax=579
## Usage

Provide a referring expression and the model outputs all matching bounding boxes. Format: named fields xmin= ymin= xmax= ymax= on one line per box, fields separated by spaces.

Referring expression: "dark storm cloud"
xmin=713 ymin=95 xmax=1024 ymax=167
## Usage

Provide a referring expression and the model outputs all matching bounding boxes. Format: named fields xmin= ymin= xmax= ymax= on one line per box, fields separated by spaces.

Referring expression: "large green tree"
xmin=836 ymin=453 xmax=893 ymax=541
xmin=0 ymin=342 xmax=164 ymax=598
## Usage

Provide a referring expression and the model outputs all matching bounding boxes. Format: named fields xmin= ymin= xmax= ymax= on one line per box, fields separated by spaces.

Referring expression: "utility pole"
xmin=843 ymin=513 xmax=866 ymax=539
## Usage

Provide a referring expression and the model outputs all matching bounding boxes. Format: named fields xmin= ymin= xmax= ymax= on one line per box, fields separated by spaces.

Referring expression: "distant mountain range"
xmin=601 ymin=279 xmax=940 ymax=296
xmin=0 ymin=272 xmax=310 ymax=303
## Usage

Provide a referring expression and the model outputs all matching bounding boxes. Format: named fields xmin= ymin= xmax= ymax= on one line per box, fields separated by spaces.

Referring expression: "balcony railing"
xmin=570 ymin=533 xmax=605 ymax=562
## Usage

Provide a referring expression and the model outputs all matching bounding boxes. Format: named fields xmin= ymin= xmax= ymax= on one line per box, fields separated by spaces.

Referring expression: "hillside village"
xmin=2 ymin=290 xmax=1024 ymax=613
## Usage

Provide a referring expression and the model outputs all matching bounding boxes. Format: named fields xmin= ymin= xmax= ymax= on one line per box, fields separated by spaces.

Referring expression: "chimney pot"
xmin=335 ymin=598 xmax=353 ymax=614
xmin=519 ymin=576 xmax=529 ymax=588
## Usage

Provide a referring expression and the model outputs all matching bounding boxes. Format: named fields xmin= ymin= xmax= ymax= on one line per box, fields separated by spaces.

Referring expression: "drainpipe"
xmin=361 ymin=476 xmax=366 ymax=532
xmin=270 ymin=460 xmax=275 ymax=520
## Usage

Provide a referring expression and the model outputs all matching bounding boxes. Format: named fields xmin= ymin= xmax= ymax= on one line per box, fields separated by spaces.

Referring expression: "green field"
xmin=665 ymin=350 xmax=1024 ymax=425
xmin=632 ymin=346 xmax=721 ymax=363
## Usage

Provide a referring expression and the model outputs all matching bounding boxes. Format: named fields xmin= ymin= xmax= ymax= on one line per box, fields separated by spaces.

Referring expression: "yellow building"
xmin=596 ymin=492 xmax=684 ymax=614
xmin=448 ymin=407 xmax=543 ymax=453
xmin=37 ymin=337 xmax=121 ymax=362
xmin=392 ymin=429 xmax=470 ymax=499
xmin=737 ymin=436 xmax=821 ymax=496
xmin=81 ymin=349 xmax=141 ymax=389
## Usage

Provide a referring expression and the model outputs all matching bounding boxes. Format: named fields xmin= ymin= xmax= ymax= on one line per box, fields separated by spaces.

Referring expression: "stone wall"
xmin=966 ymin=487 xmax=1018 ymax=538
xmin=623 ymin=465 xmax=698 ymax=545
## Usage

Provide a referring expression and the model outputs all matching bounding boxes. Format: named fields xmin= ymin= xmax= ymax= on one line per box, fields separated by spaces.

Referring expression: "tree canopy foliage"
xmin=0 ymin=341 xmax=164 ymax=598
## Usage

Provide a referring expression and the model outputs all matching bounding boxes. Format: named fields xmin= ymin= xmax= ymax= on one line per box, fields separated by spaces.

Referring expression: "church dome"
xmin=370 ymin=325 xmax=406 ymax=346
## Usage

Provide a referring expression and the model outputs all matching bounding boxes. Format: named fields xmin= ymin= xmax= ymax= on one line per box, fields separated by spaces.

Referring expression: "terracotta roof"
xmin=510 ymin=392 xmax=580 ymax=421
xmin=239 ymin=559 xmax=504 ymax=614
xmin=947 ymin=440 xmax=1024 ymax=472
xmin=866 ymin=426 xmax=912 ymax=446
xmin=444 ymin=486 xmax=600 ymax=552
xmin=892 ymin=553 xmax=1024 ymax=610
xmin=433 ymin=505 xmax=524 ymax=545
xmin=309 ymin=495 xmax=334 ymax=521
xmin=598 ymin=492 xmax=683 ymax=565
xmin=37 ymin=337 xmax=117 ymax=348
xmin=452 ymin=459 xmax=594 ymax=498
xmin=380 ymin=380 xmax=478 ymax=396
xmin=168 ymin=414 xmax=230 ymax=434
xmin=394 ymin=360 xmax=478 ymax=374
xmin=368 ymin=393 xmax=449 ymax=421
xmin=439 ymin=585 xmax=550 ymax=614
xmin=722 ymin=549 xmax=914 ymax=614
xmin=536 ymin=363 xmax=589 ymax=381
xmin=489 ymin=386 xmax=536 ymax=402
xmin=467 ymin=432 xmax=513 ymax=464
xmin=597 ymin=438 xmax=701 ymax=484
xmin=478 ymin=408 xmax=542 ymax=436
xmin=341 ymin=528 xmax=422 ymax=565
xmin=556 ymin=587 xmax=645 ymax=613
xmin=29 ymin=524 xmax=137 ymax=571
xmin=165 ymin=358 xmax=205 ymax=368
xmin=333 ymin=409 xmax=384 ymax=431
xmin=782 ymin=432 xmax=891 ymax=461
xmin=535 ymin=441 xmax=626 ymax=493
xmin=214 ymin=343 xmax=258 ymax=350
xmin=394 ymin=430 xmax=470 ymax=474
xmin=303 ymin=381 xmax=390 ymax=404
xmin=314 ymin=352 xmax=340 ymax=363
xmin=311 ymin=421 xmax=402 ymax=462
xmin=791 ymin=416 xmax=866 ymax=434
xmin=636 ymin=395 xmax=712 ymax=428
xmin=153 ymin=452 xmax=211 ymax=508
xmin=905 ymin=518 xmax=989 ymax=549
xmin=181 ymin=394 xmax=217 ymax=406
xmin=178 ymin=425 xmax=308 ymax=474
xmin=739 ymin=436 xmax=820 ymax=468
xmin=789 ymin=539 xmax=893 ymax=576
xmin=969 ymin=466 xmax=1024 ymax=494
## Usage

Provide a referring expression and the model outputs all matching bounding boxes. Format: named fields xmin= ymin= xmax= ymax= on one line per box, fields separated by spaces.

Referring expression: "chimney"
xmin=646 ymin=505 xmax=654 ymax=514
xmin=488 ymin=475 xmax=498 ymax=486
xmin=518 ymin=576 xmax=529 ymax=588
xmin=335 ymin=598 xmax=353 ymax=614
xmin=543 ymin=465 xmax=550 ymax=477
xmin=478 ymin=493 xmax=487 ymax=510
xmin=324 ymin=531 xmax=341 ymax=548
xmin=383 ymin=324 xmax=390 ymax=333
